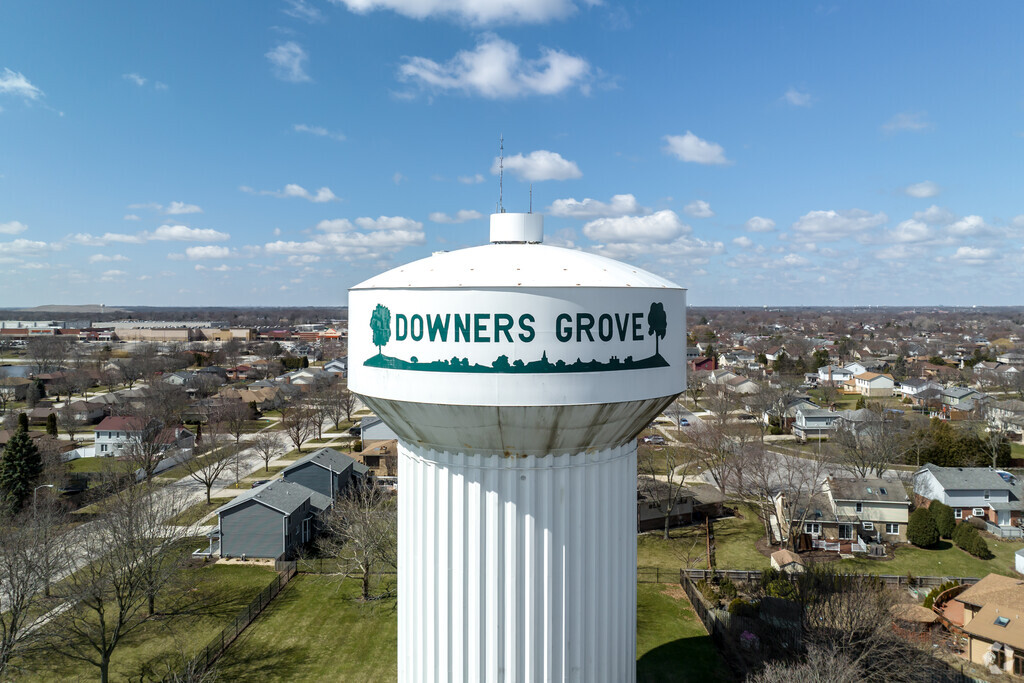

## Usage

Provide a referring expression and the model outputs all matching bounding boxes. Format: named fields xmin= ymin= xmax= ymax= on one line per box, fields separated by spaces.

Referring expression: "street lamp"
xmin=33 ymin=484 xmax=54 ymax=515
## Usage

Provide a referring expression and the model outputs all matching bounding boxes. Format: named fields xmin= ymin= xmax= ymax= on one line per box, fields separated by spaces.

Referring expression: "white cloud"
xmin=790 ymin=209 xmax=887 ymax=242
xmin=123 ymin=214 xmax=140 ymax=221
xmin=0 ymin=68 xmax=43 ymax=100
xmin=266 ymin=42 xmax=311 ymax=83
xmin=293 ymin=123 xmax=345 ymax=141
xmin=745 ymin=216 xmax=775 ymax=232
xmin=88 ymin=254 xmax=129 ymax=263
xmin=331 ymin=0 xmax=588 ymax=25
xmin=548 ymin=194 xmax=647 ymax=219
xmin=123 ymin=73 xmax=147 ymax=86
xmin=458 ymin=173 xmax=486 ymax=184
xmin=0 ymin=239 xmax=60 ymax=255
xmin=0 ymin=221 xmax=27 ymax=235
xmin=429 ymin=209 xmax=484 ymax=224
xmin=284 ymin=0 xmax=324 ymax=22
xmin=154 ymin=81 xmax=168 ymax=91
xmin=663 ymin=132 xmax=730 ymax=165
xmin=149 ymin=225 xmax=230 ymax=242
xmin=398 ymin=35 xmax=591 ymax=99
xmin=733 ymin=236 xmax=753 ymax=248
xmin=684 ymin=200 xmax=714 ymax=218
xmin=952 ymin=246 xmax=997 ymax=264
xmin=874 ymin=244 xmax=925 ymax=261
xmin=242 ymin=183 xmax=339 ymax=203
xmin=887 ymin=219 xmax=932 ymax=243
xmin=393 ymin=172 xmax=405 ymax=185
xmin=100 ymin=269 xmax=128 ymax=281
xmin=265 ymin=214 xmax=425 ymax=260
xmin=882 ymin=111 xmax=932 ymax=133
xmin=1013 ymin=215 xmax=1024 ymax=230
xmin=492 ymin=150 xmax=581 ymax=182
xmin=186 ymin=245 xmax=232 ymax=259
xmin=287 ymin=254 xmax=321 ymax=265
xmin=782 ymin=253 xmax=809 ymax=267
xmin=589 ymin=233 xmax=724 ymax=262
xmin=914 ymin=205 xmax=955 ymax=225
xmin=582 ymin=210 xmax=689 ymax=243
xmin=946 ymin=215 xmax=990 ymax=237
xmin=165 ymin=201 xmax=203 ymax=215
xmin=783 ymin=87 xmax=812 ymax=106
xmin=905 ymin=180 xmax=940 ymax=198
xmin=102 ymin=232 xmax=147 ymax=244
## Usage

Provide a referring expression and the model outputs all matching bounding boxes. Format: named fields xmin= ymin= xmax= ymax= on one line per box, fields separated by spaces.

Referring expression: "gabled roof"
xmin=853 ymin=371 xmax=893 ymax=382
xmin=942 ymin=386 xmax=977 ymax=399
xmin=95 ymin=415 xmax=150 ymax=431
xmin=917 ymin=463 xmax=1011 ymax=492
xmin=215 ymin=479 xmax=313 ymax=516
xmin=827 ymin=477 xmax=908 ymax=504
xmin=282 ymin=447 xmax=368 ymax=477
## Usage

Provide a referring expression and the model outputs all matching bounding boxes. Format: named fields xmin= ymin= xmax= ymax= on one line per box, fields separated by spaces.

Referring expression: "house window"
xmin=996 ymin=616 xmax=1010 ymax=627
xmin=972 ymin=508 xmax=985 ymax=517
xmin=855 ymin=503 xmax=863 ymax=514
xmin=985 ymin=490 xmax=991 ymax=501
xmin=839 ymin=524 xmax=853 ymax=540
xmin=862 ymin=522 xmax=874 ymax=531
xmin=804 ymin=522 xmax=821 ymax=535
xmin=954 ymin=508 xmax=962 ymax=519
xmin=886 ymin=523 xmax=899 ymax=535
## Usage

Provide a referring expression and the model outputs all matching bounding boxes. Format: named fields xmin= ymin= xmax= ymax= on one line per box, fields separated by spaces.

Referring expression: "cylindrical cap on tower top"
xmin=490 ymin=212 xmax=543 ymax=243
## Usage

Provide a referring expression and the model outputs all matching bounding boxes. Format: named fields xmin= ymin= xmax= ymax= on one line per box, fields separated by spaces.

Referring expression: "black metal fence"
xmin=681 ymin=568 xmax=980 ymax=589
xmin=637 ymin=566 xmax=677 ymax=583
xmin=166 ymin=562 xmax=297 ymax=681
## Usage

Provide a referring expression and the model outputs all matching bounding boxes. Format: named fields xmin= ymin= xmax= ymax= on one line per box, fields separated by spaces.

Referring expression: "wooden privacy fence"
xmin=681 ymin=568 xmax=981 ymax=589
xmin=166 ymin=561 xmax=297 ymax=681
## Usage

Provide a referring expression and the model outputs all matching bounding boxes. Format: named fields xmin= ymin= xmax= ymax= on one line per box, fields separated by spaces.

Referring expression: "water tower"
xmin=348 ymin=212 xmax=686 ymax=682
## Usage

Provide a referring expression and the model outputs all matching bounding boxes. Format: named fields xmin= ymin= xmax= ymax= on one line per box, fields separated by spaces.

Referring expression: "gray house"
xmin=359 ymin=416 xmax=398 ymax=443
xmin=281 ymin=447 xmax=368 ymax=500
xmin=215 ymin=480 xmax=321 ymax=559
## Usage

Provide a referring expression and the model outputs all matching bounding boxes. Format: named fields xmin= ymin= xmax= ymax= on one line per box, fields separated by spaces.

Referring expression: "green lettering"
xmin=576 ymin=313 xmax=595 ymax=342
xmin=427 ymin=314 xmax=450 ymax=342
xmin=395 ymin=314 xmax=408 ymax=341
xmin=454 ymin=314 xmax=470 ymax=342
xmin=494 ymin=313 xmax=514 ymax=343
xmin=518 ymin=314 xmax=535 ymax=343
xmin=473 ymin=313 xmax=490 ymax=342
xmin=598 ymin=314 xmax=613 ymax=342
xmin=410 ymin=314 xmax=423 ymax=341
xmin=556 ymin=314 xmax=572 ymax=342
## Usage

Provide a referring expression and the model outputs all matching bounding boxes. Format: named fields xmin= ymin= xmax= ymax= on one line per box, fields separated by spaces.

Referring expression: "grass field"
xmin=216 ymin=574 xmax=723 ymax=682
xmin=66 ymin=456 xmax=133 ymax=475
xmin=17 ymin=563 xmax=276 ymax=682
xmin=638 ymin=504 xmax=771 ymax=572
xmin=836 ymin=535 xmax=1024 ymax=578
xmin=166 ymin=496 xmax=235 ymax=526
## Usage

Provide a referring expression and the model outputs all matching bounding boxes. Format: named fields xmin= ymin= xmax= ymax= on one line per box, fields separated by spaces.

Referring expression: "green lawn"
xmin=166 ymin=496 xmax=235 ymax=526
xmin=638 ymin=504 xmax=771 ymax=571
xmin=17 ymin=563 xmax=277 ymax=682
xmin=636 ymin=583 xmax=726 ymax=682
xmin=216 ymin=574 xmax=722 ymax=682
xmin=66 ymin=456 xmax=133 ymax=475
xmin=217 ymin=575 xmax=399 ymax=682
xmin=836 ymin=536 xmax=1024 ymax=578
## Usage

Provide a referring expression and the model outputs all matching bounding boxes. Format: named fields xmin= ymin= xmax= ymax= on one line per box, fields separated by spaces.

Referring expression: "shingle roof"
xmin=215 ymin=479 xmax=314 ymax=516
xmin=282 ymin=447 xmax=368 ymax=477
xmin=919 ymin=463 xmax=1011 ymax=492
xmin=827 ymin=477 xmax=908 ymax=503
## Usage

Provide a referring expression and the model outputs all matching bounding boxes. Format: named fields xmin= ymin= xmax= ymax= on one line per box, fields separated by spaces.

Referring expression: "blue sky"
xmin=1 ymin=1 xmax=1023 ymax=307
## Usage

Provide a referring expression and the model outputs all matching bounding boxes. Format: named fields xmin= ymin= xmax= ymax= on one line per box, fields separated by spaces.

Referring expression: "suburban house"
xmin=953 ymin=573 xmax=1024 ymax=675
xmin=988 ymin=399 xmax=1024 ymax=434
xmin=792 ymin=408 xmax=840 ymax=441
xmin=706 ymin=368 xmax=738 ymax=386
xmin=281 ymin=447 xmax=368 ymax=500
xmin=913 ymin=463 xmax=1023 ymax=535
xmin=0 ymin=377 xmax=31 ymax=402
xmin=637 ymin=477 xmax=693 ymax=532
xmin=896 ymin=377 xmax=943 ymax=399
xmin=163 ymin=371 xmax=196 ymax=387
xmin=845 ymin=372 xmax=895 ymax=397
xmin=66 ymin=400 xmax=105 ymax=424
xmin=356 ymin=440 xmax=398 ymax=477
xmin=773 ymin=476 xmax=909 ymax=550
xmin=93 ymin=416 xmax=195 ymax=457
xmin=724 ymin=375 xmax=759 ymax=395
xmin=943 ymin=387 xmax=981 ymax=408
xmin=359 ymin=416 xmax=398 ymax=443
xmin=214 ymin=479 xmax=330 ymax=559
xmin=275 ymin=368 xmax=330 ymax=386
xmin=323 ymin=358 xmax=348 ymax=377
xmin=762 ymin=396 xmax=819 ymax=430
xmin=817 ymin=365 xmax=854 ymax=385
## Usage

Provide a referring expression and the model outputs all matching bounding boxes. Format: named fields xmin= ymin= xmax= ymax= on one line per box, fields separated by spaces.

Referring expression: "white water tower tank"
xmin=348 ymin=212 xmax=686 ymax=683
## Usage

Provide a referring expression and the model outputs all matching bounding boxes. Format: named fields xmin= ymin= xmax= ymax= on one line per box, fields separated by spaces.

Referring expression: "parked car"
xmin=250 ymin=479 xmax=271 ymax=488
xmin=678 ymin=418 xmax=690 ymax=427
xmin=642 ymin=435 xmax=666 ymax=445
xmin=348 ymin=426 xmax=361 ymax=436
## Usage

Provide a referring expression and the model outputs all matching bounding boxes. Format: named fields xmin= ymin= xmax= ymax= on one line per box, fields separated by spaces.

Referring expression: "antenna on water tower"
xmin=529 ymin=183 xmax=533 ymax=213
xmin=498 ymin=134 xmax=505 ymax=214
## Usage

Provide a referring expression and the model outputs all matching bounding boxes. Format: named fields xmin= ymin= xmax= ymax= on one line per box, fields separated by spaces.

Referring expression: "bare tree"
xmin=115 ymin=357 xmax=145 ymax=390
xmin=0 ymin=503 xmax=69 ymax=678
xmin=119 ymin=418 xmax=170 ymax=480
xmin=638 ymin=444 xmax=695 ymax=540
xmin=50 ymin=480 xmax=191 ymax=683
xmin=25 ymin=336 xmax=73 ymax=374
xmin=182 ymin=422 xmax=236 ymax=504
xmin=828 ymin=407 xmax=908 ymax=478
xmin=280 ymin=404 xmax=314 ymax=453
xmin=57 ymin=401 xmax=83 ymax=442
xmin=217 ymin=400 xmax=251 ymax=445
xmin=684 ymin=419 xmax=742 ymax=499
xmin=308 ymin=386 xmax=331 ymax=440
xmin=702 ymin=385 xmax=737 ymax=428
xmin=251 ymin=430 xmax=284 ymax=472
xmin=318 ymin=483 xmax=397 ymax=601
xmin=685 ymin=370 xmax=709 ymax=409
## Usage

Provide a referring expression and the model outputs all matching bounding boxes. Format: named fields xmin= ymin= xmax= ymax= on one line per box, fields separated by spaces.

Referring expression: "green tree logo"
xmin=370 ymin=304 xmax=391 ymax=356
xmin=647 ymin=302 xmax=667 ymax=357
